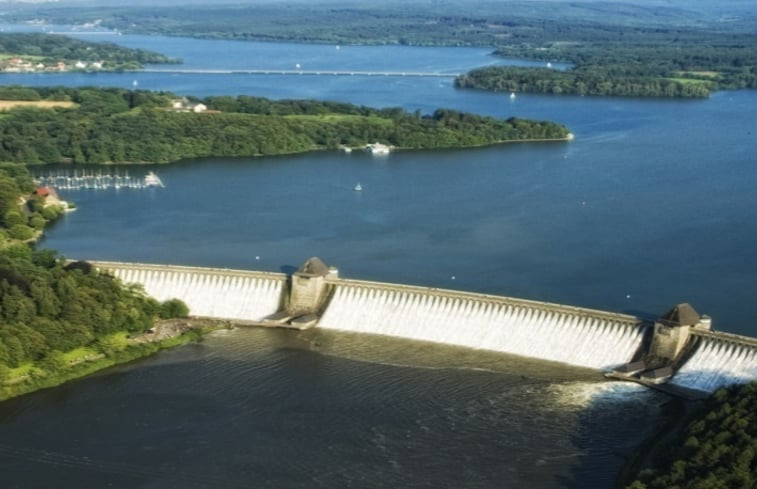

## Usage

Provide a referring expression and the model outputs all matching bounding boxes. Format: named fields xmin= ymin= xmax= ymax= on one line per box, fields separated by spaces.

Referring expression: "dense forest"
xmin=0 ymin=245 xmax=193 ymax=400
xmin=455 ymin=66 xmax=714 ymax=98
xmin=0 ymin=247 xmax=156 ymax=370
xmin=0 ymin=86 xmax=569 ymax=165
xmin=627 ymin=382 xmax=756 ymax=489
xmin=0 ymin=33 xmax=179 ymax=71
xmin=455 ymin=40 xmax=757 ymax=98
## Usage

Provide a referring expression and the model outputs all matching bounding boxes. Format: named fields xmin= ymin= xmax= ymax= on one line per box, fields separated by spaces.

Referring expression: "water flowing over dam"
xmin=669 ymin=331 xmax=757 ymax=392
xmin=318 ymin=282 xmax=644 ymax=370
xmin=91 ymin=260 xmax=757 ymax=396
xmin=111 ymin=263 xmax=286 ymax=322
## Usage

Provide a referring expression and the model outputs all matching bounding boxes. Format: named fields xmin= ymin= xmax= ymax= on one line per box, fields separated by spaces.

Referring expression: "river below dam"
xmin=0 ymin=327 xmax=667 ymax=489
xmin=1 ymin=26 xmax=756 ymax=488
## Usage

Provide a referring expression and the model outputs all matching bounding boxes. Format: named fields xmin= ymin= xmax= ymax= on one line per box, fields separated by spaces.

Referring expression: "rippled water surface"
xmin=0 ymin=328 xmax=666 ymax=489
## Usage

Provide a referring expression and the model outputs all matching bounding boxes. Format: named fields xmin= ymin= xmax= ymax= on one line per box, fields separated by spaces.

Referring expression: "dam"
xmin=90 ymin=258 xmax=756 ymax=398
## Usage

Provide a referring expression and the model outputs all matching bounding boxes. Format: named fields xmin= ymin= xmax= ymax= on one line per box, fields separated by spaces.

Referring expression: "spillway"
xmin=669 ymin=332 xmax=757 ymax=393
xmin=318 ymin=281 xmax=645 ymax=370
xmin=91 ymin=260 xmax=757 ymax=394
xmin=96 ymin=262 xmax=286 ymax=322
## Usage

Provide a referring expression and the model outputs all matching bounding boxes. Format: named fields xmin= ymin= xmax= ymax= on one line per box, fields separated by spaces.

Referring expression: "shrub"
xmin=159 ymin=299 xmax=190 ymax=319
xmin=3 ymin=209 xmax=25 ymax=228
xmin=41 ymin=205 xmax=64 ymax=221
xmin=28 ymin=214 xmax=46 ymax=230
xmin=8 ymin=224 xmax=35 ymax=240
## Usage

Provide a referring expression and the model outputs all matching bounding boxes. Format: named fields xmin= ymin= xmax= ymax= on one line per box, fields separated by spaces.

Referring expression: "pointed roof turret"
xmin=659 ymin=303 xmax=700 ymax=327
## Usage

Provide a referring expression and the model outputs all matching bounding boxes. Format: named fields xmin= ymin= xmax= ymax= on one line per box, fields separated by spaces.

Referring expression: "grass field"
xmin=664 ymin=77 xmax=713 ymax=85
xmin=285 ymin=113 xmax=395 ymax=125
xmin=674 ymin=70 xmax=719 ymax=78
xmin=0 ymin=100 xmax=76 ymax=111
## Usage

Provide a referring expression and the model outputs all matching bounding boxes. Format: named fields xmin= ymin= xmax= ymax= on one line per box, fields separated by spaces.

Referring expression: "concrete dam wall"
xmin=92 ymin=260 xmax=757 ymax=395
xmin=318 ymin=280 xmax=644 ymax=370
xmin=669 ymin=331 xmax=757 ymax=393
xmin=99 ymin=262 xmax=286 ymax=322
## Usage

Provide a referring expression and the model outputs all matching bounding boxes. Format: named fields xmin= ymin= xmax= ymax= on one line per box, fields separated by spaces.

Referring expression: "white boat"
xmin=353 ymin=182 xmax=362 ymax=191
xmin=144 ymin=171 xmax=164 ymax=188
xmin=366 ymin=142 xmax=390 ymax=155
xmin=510 ymin=92 xmax=516 ymax=99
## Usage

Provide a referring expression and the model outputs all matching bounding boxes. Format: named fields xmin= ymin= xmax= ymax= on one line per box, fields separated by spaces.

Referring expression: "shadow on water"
xmin=557 ymin=383 xmax=671 ymax=489
xmin=279 ymin=264 xmax=298 ymax=274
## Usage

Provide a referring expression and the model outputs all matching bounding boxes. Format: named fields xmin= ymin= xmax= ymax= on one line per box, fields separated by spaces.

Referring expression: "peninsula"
xmin=0 ymin=32 xmax=180 ymax=73
xmin=0 ymin=163 xmax=213 ymax=401
xmin=0 ymin=86 xmax=570 ymax=165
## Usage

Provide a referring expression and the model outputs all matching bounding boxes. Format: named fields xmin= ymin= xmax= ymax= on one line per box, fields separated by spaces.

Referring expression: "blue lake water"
xmin=0 ymin=28 xmax=755 ymax=488
xmin=6 ymin=31 xmax=753 ymax=336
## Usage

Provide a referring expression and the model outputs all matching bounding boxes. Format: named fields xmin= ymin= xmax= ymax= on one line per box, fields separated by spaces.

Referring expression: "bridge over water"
xmin=140 ymin=68 xmax=461 ymax=78
xmin=91 ymin=259 xmax=757 ymax=399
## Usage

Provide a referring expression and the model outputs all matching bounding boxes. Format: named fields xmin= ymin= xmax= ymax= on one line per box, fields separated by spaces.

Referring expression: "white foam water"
xmin=109 ymin=266 xmax=285 ymax=321
xmin=318 ymin=284 xmax=645 ymax=370
xmin=670 ymin=336 xmax=757 ymax=392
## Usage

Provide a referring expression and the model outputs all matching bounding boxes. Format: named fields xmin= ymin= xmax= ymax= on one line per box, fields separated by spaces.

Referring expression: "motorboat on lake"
xmin=144 ymin=171 xmax=164 ymax=188
xmin=366 ymin=142 xmax=390 ymax=155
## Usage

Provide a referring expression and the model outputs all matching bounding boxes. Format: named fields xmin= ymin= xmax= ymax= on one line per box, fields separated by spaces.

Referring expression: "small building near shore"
xmin=171 ymin=98 xmax=207 ymax=113
xmin=34 ymin=186 xmax=58 ymax=199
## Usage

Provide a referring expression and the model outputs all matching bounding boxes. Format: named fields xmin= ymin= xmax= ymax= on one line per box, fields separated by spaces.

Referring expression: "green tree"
xmin=41 ymin=350 xmax=67 ymax=372
xmin=8 ymin=224 xmax=35 ymax=240
xmin=0 ymin=363 xmax=10 ymax=384
xmin=159 ymin=299 xmax=189 ymax=319
xmin=3 ymin=209 xmax=25 ymax=228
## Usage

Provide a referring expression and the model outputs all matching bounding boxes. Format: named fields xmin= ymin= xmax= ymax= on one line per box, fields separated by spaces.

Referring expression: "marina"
xmin=33 ymin=170 xmax=164 ymax=190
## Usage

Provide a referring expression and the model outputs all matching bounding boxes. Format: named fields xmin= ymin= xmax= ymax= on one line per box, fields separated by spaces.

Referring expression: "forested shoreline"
xmin=455 ymin=66 xmax=714 ymax=98
xmin=625 ymin=382 xmax=756 ymax=489
xmin=0 ymin=164 xmax=200 ymax=401
xmin=0 ymin=33 xmax=179 ymax=72
xmin=0 ymin=86 xmax=570 ymax=165
xmin=455 ymin=40 xmax=757 ymax=98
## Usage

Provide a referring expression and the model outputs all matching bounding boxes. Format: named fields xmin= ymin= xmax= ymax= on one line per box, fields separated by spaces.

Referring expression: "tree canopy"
xmin=456 ymin=40 xmax=757 ymax=98
xmin=0 ymin=33 xmax=180 ymax=71
xmin=627 ymin=382 xmax=757 ymax=489
xmin=0 ymin=86 xmax=569 ymax=165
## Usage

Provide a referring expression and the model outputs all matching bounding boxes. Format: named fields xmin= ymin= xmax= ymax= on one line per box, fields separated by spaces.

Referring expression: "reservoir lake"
xmin=1 ymin=29 xmax=755 ymax=488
